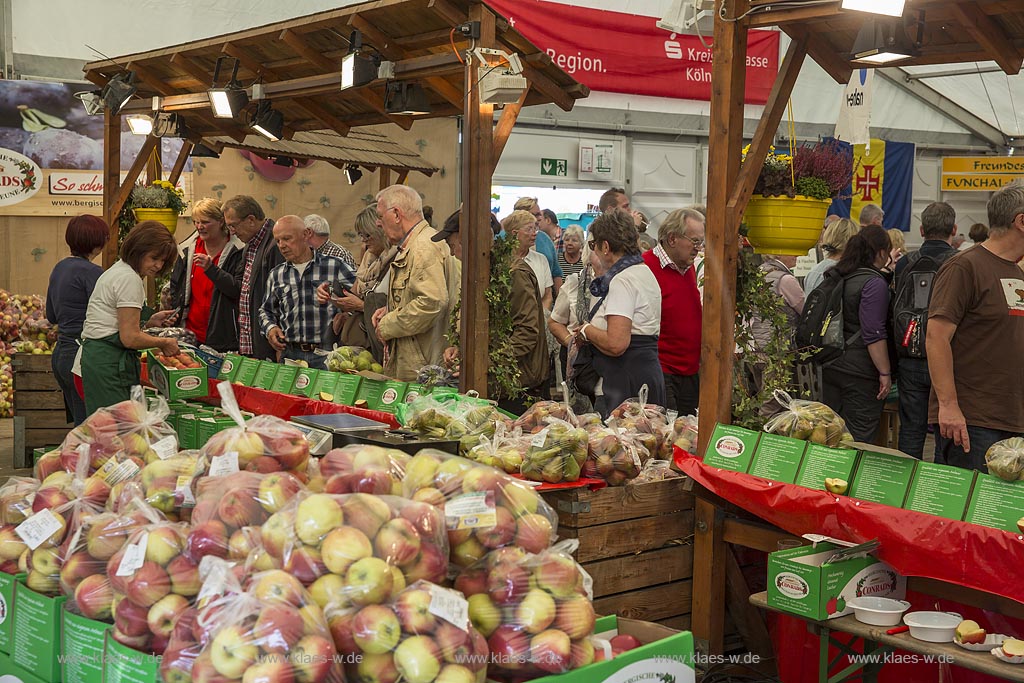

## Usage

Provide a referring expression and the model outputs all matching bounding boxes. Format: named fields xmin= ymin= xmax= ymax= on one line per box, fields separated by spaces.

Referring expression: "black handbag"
xmin=570 ymin=344 xmax=599 ymax=400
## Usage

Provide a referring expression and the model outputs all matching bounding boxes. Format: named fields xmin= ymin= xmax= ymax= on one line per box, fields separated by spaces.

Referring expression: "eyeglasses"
xmin=683 ymin=236 xmax=705 ymax=249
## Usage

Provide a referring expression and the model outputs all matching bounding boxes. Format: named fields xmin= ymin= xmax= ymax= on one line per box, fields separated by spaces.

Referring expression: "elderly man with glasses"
xmin=641 ymin=207 xmax=706 ymax=416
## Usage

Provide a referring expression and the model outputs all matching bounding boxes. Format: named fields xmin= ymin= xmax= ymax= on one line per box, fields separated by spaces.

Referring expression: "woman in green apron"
xmin=80 ymin=221 xmax=182 ymax=416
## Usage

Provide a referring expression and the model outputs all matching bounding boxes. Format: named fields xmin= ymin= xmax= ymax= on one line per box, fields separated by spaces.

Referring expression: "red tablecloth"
xmin=205 ymin=379 xmax=400 ymax=428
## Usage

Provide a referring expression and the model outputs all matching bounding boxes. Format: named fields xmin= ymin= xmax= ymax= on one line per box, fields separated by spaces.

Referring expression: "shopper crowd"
xmin=46 ymin=180 xmax=1023 ymax=475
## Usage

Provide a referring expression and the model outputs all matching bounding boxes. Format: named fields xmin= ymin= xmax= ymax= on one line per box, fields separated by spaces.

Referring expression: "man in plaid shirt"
xmin=259 ymin=216 xmax=355 ymax=369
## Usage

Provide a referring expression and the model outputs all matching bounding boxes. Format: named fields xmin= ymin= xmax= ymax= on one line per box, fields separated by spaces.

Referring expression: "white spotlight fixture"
xmin=841 ymin=0 xmax=906 ymax=18
xmin=126 ymin=114 xmax=153 ymax=135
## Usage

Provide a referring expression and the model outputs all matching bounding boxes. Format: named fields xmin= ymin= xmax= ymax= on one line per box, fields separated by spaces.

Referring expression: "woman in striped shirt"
xmin=557 ymin=224 xmax=585 ymax=280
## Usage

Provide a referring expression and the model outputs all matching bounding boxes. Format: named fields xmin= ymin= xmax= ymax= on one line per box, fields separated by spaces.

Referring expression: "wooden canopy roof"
xmin=753 ymin=0 xmax=1024 ymax=83
xmin=81 ymin=0 xmax=589 ymax=143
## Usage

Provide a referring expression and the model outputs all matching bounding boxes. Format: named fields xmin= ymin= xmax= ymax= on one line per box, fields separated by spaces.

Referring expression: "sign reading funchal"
xmin=941 ymin=157 xmax=1024 ymax=191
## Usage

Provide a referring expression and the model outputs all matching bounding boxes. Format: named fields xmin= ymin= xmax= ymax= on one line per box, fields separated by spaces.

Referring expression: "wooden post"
xmin=379 ymin=168 xmax=392 ymax=191
xmin=491 ymin=88 xmax=528 ymax=174
xmin=692 ymin=496 xmax=726 ymax=655
xmin=696 ymin=0 xmax=749 ymax=457
xmin=459 ymin=2 xmax=495 ymax=396
xmin=102 ymin=110 xmax=121 ymax=268
xmin=168 ymin=141 xmax=193 ymax=185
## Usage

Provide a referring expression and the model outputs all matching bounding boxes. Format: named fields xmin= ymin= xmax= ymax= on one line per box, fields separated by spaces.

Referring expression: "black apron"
xmin=81 ymin=333 xmax=140 ymax=416
xmin=592 ymin=334 xmax=667 ymax=418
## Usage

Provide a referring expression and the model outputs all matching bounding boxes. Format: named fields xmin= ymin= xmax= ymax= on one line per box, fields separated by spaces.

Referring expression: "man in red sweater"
xmin=641 ymin=208 xmax=704 ymax=416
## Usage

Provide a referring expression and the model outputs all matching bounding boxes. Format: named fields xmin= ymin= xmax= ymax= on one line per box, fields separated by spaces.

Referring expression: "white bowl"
xmin=903 ymin=611 xmax=963 ymax=643
xmin=846 ymin=597 xmax=911 ymax=626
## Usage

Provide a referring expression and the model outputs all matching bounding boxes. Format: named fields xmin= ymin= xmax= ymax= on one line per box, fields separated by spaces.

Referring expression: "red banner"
xmin=486 ymin=0 xmax=780 ymax=104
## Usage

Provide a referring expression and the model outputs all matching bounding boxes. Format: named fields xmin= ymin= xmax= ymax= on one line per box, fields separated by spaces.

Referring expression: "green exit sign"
xmin=541 ymin=158 xmax=567 ymax=176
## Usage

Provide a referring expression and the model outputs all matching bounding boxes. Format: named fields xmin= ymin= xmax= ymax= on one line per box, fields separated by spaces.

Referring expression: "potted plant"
xmin=742 ymin=140 xmax=853 ymax=255
xmin=131 ymin=180 xmax=187 ymax=234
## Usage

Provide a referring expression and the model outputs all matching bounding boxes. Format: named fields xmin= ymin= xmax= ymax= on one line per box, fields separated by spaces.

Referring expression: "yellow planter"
xmin=743 ymin=194 xmax=831 ymax=256
xmin=133 ymin=207 xmax=179 ymax=235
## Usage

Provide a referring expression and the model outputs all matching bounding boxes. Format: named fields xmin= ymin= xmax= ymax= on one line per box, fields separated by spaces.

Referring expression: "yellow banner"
xmin=941 ymin=174 xmax=1019 ymax=191
xmin=942 ymin=157 xmax=1024 ymax=174
xmin=851 ymin=139 xmax=885 ymax=222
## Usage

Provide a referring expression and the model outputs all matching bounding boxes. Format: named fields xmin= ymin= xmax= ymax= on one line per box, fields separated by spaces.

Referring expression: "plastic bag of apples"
xmin=160 ymin=566 xmax=345 ymax=683
xmin=400 ymin=449 xmax=559 ymax=569
xmin=20 ymin=488 xmax=104 ymax=595
xmin=0 ymin=476 xmax=38 ymax=573
xmin=318 ymin=444 xmax=409 ymax=496
xmin=580 ymin=425 xmax=647 ymax=486
xmin=111 ymin=450 xmax=207 ymax=522
xmin=326 ymin=579 xmax=490 ymax=683
xmin=457 ymin=540 xmax=597 ymax=680
xmin=605 ymin=386 xmax=671 ymax=459
xmin=201 ymin=382 xmax=312 ymax=477
xmin=273 ymin=491 xmax=449 ymax=604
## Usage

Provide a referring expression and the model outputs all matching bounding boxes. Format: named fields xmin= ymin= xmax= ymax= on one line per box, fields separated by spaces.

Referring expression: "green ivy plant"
xmin=731 ymin=249 xmax=804 ymax=429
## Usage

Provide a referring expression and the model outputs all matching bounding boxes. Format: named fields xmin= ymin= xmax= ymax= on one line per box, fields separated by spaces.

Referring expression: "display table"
xmin=750 ymin=591 xmax=1024 ymax=683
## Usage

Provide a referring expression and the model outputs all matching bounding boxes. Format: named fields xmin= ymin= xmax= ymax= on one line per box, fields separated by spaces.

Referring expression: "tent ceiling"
xmin=81 ymin=0 xmax=589 ymax=143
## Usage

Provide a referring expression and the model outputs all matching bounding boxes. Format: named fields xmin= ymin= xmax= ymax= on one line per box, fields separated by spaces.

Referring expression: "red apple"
xmin=291 ymin=634 xmax=334 ymax=682
xmin=74 ymin=574 xmax=113 ymax=620
xmin=114 ymin=597 xmax=151 ymax=637
xmin=186 ymin=520 xmax=229 ymax=561
xmin=488 ymin=625 xmax=530 ymax=671
xmin=126 ymin=561 xmax=171 ymax=607
xmin=403 ymin=542 xmax=448 ymax=585
xmin=514 ymin=513 xmax=553 ymax=554
xmin=217 ymin=490 xmax=264 ymax=529
xmin=253 ymin=603 xmax=306 ymax=653
xmin=396 ymin=587 xmax=438 ymax=634
xmin=374 ymin=518 xmax=421 ymax=567
xmin=147 ymin=593 xmax=190 ymax=638
xmin=554 ymin=594 xmax=596 ymax=639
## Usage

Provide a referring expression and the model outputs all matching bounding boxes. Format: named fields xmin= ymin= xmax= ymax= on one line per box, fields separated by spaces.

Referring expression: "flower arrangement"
xmin=744 ymin=139 xmax=853 ymax=201
xmin=131 ymin=180 xmax=187 ymax=215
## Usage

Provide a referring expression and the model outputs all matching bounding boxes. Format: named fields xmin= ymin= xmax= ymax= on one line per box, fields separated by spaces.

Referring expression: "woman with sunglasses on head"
xmin=573 ymin=209 xmax=665 ymax=417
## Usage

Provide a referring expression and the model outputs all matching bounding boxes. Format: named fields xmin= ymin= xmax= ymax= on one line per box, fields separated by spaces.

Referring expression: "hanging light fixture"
xmin=340 ymin=30 xmax=378 ymax=91
xmin=126 ymin=114 xmax=153 ymax=135
xmin=75 ymin=90 xmax=104 ymax=116
xmin=153 ymin=112 xmax=187 ymax=138
xmin=208 ymin=57 xmax=249 ymax=118
xmin=850 ymin=18 xmax=918 ymax=65
xmin=841 ymin=0 xmax=905 ymax=18
xmin=250 ymin=100 xmax=284 ymax=141
xmin=344 ymin=164 xmax=363 ymax=184
xmin=384 ymin=82 xmax=432 ymax=115
xmin=101 ymin=72 xmax=137 ymax=115
xmin=190 ymin=142 xmax=220 ymax=158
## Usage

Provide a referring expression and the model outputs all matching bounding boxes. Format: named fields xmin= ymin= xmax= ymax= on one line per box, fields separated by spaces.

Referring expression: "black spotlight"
xmin=190 ymin=142 xmax=220 ymax=158
xmin=251 ymin=100 xmax=284 ymax=142
xmin=101 ymin=72 xmax=137 ymax=115
xmin=345 ymin=164 xmax=363 ymax=185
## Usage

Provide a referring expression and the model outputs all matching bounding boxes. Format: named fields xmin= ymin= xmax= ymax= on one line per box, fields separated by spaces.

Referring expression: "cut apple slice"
xmin=824 ymin=477 xmax=848 ymax=495
xmin=319 ymin=392 xmax=334 ymax=401
xmin=954 ymin=619 xmax=986 ymax=644
xmin=1002 ymin=637 xmax=1024 ymax=657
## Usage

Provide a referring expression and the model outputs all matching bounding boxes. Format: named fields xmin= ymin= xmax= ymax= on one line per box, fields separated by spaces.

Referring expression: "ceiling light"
xmin=340 ymin=30 xmax=378 ymax=90
xmin=126 ymin=114 xmax=153 ymax=135
xmin=75 ymin=90 xmax=104 ymax=116
xmin=384 ymin=82 xmax=432 ymax=116
xmin=841 ymin=0 xmax=906 ymax=18
xmin=251 ymin=100 xmax=284 ymax=141
xmin=190 ymin=142 xmax=220 ymax=158
xmin=208 ymin=57 xmax=248 ymax=118
xmin=850 ymin=18 xmax=918 ymax=64
xmin=344 ymin=164 xmax=363 ymax=185
xmin=153 ymin=112 xmax=187 ymax=138
xmin=101 ymin=72 xmax=137 ymax=115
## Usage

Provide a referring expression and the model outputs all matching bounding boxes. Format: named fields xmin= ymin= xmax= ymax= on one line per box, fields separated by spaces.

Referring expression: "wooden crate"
xmin=541 ymin=477 xmax=694 ymax=626
xmin=12 ymin=353 xmax=70 ymax=468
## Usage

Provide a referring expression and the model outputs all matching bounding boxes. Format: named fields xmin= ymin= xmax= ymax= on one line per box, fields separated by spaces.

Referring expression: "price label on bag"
xmin=117 ymin=532 xmax=149 ymax=577
xmin=98 ymin=458 xmax=141 ymax=485
xmin=152 ymin=436 xmax=178 ymax=460
xmin=444 ymin=492 xmax=497 ymax=530
xmin=531 ymin=429 xmax=549 ymax=448
xmin=15 ymin=508 xmax=62 ymax=550
xmin=208 ymin=452 xmax=239 ymax=477
xmin=175 ymin=476 xmax=196 ymax=507
xmin=428 ymin=584 xmax=470 ymax=630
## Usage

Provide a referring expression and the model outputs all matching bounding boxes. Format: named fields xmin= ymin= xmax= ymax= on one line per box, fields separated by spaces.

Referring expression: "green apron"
xmin=81 ymin=333 xmax=141 ymax=416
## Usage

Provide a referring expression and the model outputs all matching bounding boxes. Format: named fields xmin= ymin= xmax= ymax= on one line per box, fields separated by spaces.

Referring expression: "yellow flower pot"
xmin=133 ymin=207 xmax=179 ymax=235
xmin=743 ymin=194 xmax=831 ymax=256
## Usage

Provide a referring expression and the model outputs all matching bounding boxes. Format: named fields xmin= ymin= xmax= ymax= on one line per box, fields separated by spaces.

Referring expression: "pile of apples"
xmin=0 ymin=476 xmax=38 ymax=573
xmin=127 ymin=452 xmax=205 ymax=520
xmin=400 ymin=450 xmax=558 ymax=568
xmin=457 ymin=544 xmax=597 ymax=678
xmin=161 ymin=568 xmax=345 ymax=683
xmin=203 ymin=415 xmax=311 ymax=477
xmin=152 ymin=351 xmax=204 ymax=370
xmin=328 ymin=580 xmax=489 ymax=683
xmin=319 ymin=444 xmax=408 ymax=495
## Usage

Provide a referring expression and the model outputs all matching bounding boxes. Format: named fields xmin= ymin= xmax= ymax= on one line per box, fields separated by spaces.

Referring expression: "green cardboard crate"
xmin=271 ymin=365 xmax=299 ymax=394
xmin=376 ymin=381 xmax=408 ymax=414
xmin=12 ymin=578 xmax=67 ymax=681
xmin=176 ymin=413 xmax=199 ymax=450
xmin=0 ymin=571 xmax=21 ymax=654
xmin=61 ymin=608 xmax=107 ymax=683
xmin=198 ymin=416 xmax=239 ymax=447
xmin=355 ymin=378 xmax=385 ymax=409
xmin=311 ymin=371 xmax=340 ymax=400
xmin=530 ymin=615 xmax=695 ymax=683
xmin=403 ymin=383 xmax=430 ymax=404
xmin=0 ymin=651 xmax=48 ymax=683
xmin=291 ymin=368 xmax=321 ymax=397
xmin=101 ymin=630 xmax=160 ymax=683
xmin=217 ymin=353 xmax=243 ymax=381
xmin=333 ymin=374 xmax=363 ymax=405
xmin=147 ymin=350 xmax=209 ymax=400
xmin=767 ymin=541 xmax=906 ymax=621
xmin=233 ymin=356 xmax=262 ymax=386
xmin=702 ymin=423 xmax=760 ymax=472
xmin=251 ymin=361 xmax=280 ymax=390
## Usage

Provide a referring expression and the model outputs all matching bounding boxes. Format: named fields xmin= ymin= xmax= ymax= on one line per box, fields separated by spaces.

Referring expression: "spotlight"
xmin=153 ymin=112 xmax=187 ymax=138
xmin=384 ymin=82 xmax=431 ymax=116
xmin=101 ymin=72 xmax=137 ymax=115
xmin=841 ymin=0 xmax=905 ymax=17
xmin=75 ymin=90 xmax=104 ymax=116
xmin=126 ymin=114 xmax=153 ymax=135
xmin=250 ymin=100 xmax=284 ymax=141
xmin=340 ymin=30 xmax=378 ymax=91
xmin=850 ymin=18 xmax=919 ymax=64
xmin=344 ymin=164 xmax=363 ymax=185
xmin=190 ymin=142 xmax=220 ymax=158
xmin=272 ymin=155 xmax=296 ymax=167
xmin=207 ymin=57 xmax=249 ymax=118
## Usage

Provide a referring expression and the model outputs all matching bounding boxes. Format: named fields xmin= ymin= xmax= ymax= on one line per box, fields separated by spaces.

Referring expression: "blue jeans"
xmin=896 ymin=358 xmax=930 ymax=459
xmin=282 ymin=347 xmax=327 ymax=370
xmin=935 ymin=425 xmax=1022 ymax=472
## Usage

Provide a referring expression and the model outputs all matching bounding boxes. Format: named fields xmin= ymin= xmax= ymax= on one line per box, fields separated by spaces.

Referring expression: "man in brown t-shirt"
xmin=927 ymin=180 xmax=1024 ymax=471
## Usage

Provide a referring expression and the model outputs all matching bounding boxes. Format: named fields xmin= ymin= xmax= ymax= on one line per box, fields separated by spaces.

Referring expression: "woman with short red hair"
xmin=46 ymin=215 xmax=109 ymax=424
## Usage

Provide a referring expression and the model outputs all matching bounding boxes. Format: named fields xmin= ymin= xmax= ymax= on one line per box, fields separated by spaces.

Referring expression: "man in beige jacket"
xmin=370 ymin=185 xmax=451 ymax=381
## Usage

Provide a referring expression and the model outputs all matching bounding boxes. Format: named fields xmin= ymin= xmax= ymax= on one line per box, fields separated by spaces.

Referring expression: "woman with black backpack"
xmin=820 ymin=225 xmax=894 ymax=442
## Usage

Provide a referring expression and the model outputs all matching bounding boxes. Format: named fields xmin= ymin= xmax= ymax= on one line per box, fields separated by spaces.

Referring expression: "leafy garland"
xmin=731 ymin=249 xmax=803 ymax=429
xmin=447 ymin=234 xmax=523 ymax=399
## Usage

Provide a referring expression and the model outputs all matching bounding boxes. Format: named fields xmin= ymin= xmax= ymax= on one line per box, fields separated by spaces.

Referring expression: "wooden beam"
xmin=103 ymin=111 xmax=121 ymax=269
xmin=425 ymin=76 xmax=464 ymax=108
xmin=949 ymin=2 xmax=1023 ymax=75
xmin=396 ymin=169 xmax=410 ymax=185
xmin=724 ymin=548 xmax=775 ymax=666
xmin=127 ymin=62 xmax=178 ymax=97
xmin=169 ymin=52 xmax=214 ymax=88
xmin=521 ymin=62 xmax=574 ymax=112
xmin=352 ymin=87 xmax=414 ymax=130
xmin=394 ymin=28 xmax=457 ymax=51
xmin=697 ymin=0 xmax=748 ymax=458
xmin=692 ymin=497 xmax=726 ymax=656
xmin=223 ymin=42 xmax=286 ymax=81
xmin=145 ymin=142 xmax=162 ymax=183
xmin=292 ymin=98 xmax=352 ymax=136
xmin=727 ymin=37 xmax=807 ymax=217
xmin=393 ymin=52 xmax=465 ymax=80
xmin=491 ymin=88 xmax=528 ymax=173
xmin=747 ymin=2 xmax=843 ymax=27
xmin=379 ymin=167 xmax=392 ymax=191
xmin=459 ymin=2 xmax=495 ymax=397
xmin=168 ymin=142 xmax=193 ymax=185
xmin=349 ymin=14 xmax=403 ymax=61
xmin=111 ymin=136 xmax=161 ymax=237
xmin=280 ymin=28 xmax=338 ymax=73
xmin=428 ymin=0 xmax=466 ymax=27
xmin=784 ymin=26 xmax=851 ymax=84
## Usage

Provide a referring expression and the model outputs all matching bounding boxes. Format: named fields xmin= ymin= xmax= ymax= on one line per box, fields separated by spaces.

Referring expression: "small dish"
xmin=956 ymin=634 xmax=1007 ymax=652
xmin=992 ymin=646 xmax=1024 ymax=664
xmin=903 ymin=611 xmax=962 ymax=643
xmin=847 ymin=597 xmax=912 ymax=626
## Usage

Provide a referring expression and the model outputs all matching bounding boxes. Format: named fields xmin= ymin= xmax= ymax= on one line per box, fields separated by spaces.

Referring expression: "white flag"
xmin=834 ymin=68 xmax=874 ymax=146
